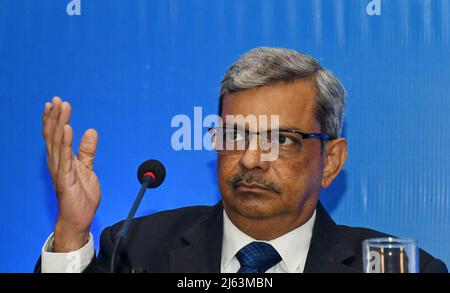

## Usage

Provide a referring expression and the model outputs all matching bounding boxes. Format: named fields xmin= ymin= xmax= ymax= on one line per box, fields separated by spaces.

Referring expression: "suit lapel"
xmin=168 ymin=202 xmax=224 ymax=272
xmin=304 ymin=201 xmax=360 ymax=273
xmin=168 ymin=200 xmax=360 ymax=273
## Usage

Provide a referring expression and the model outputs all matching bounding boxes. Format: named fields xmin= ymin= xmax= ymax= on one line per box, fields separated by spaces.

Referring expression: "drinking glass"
xmin=362 ymin=237 xmax=419 ymax=273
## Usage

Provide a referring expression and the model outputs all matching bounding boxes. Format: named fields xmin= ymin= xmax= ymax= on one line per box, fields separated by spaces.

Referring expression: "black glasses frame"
xmin=207 ymin=127 xmax=332 ymax=142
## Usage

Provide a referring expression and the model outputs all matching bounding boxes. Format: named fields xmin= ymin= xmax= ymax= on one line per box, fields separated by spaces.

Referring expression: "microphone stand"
xmin=109 ymin=174 xmax=154 ymax=273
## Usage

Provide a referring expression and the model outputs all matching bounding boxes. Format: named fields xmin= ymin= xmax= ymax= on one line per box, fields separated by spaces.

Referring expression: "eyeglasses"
xmin=207 ymin=126 xmax=331 ymax=156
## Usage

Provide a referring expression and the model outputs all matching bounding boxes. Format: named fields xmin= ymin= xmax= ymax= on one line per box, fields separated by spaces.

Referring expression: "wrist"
xmin=53 ymin=222 xmax=90 ymax=252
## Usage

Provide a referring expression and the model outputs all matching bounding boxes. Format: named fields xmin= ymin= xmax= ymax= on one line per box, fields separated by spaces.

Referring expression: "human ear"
xmin=321 ymin=138 xmax=347 ymax=188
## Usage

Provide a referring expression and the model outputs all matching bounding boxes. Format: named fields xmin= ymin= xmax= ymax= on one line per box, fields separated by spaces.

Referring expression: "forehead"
xmin=221 ymin=79 xmax=320 ymax=131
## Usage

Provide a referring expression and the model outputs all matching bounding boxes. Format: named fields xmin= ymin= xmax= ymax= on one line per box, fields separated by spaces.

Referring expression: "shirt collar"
xmin=221 ymin=208 xmax=316 ymax=273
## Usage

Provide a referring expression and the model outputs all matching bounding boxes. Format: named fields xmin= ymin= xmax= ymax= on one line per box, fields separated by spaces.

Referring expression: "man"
xmin=36 ymin=47 xmax=447 ymax=273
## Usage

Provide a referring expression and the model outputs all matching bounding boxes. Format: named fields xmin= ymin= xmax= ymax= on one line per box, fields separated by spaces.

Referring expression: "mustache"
xmin=228 ymin=171 xmax=283 ymax=194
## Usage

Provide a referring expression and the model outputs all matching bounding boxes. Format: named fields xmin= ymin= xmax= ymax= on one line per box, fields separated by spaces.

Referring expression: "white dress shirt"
xmin=221 ymin=209 xmax=316 ymax=273
xmin=41 ymin=209 xmax=316 ymax=273
xmin=41 ymin=232 xmax=95 ymax=273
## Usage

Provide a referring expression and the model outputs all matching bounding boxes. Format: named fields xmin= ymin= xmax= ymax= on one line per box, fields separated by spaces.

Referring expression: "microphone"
xmin=110 ymin=159 xmax=166 ymax=273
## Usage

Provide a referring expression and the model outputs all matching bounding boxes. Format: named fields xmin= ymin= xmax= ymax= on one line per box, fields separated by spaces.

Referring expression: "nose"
xmin=238 ymin=136 xmax=270 ymax=171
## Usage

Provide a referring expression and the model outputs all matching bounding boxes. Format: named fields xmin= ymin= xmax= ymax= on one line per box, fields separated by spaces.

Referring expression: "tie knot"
xmin=236 ymin=242 xmax=282 ymax=273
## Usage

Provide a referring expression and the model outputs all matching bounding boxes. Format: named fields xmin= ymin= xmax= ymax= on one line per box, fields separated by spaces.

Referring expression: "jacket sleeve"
xmin=421 ymin=257 xmax=448 ymax=273
xmin=83 ymin=226 xmax=114 ymax=273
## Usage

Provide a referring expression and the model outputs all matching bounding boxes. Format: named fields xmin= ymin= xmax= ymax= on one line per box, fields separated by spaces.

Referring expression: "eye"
xmin=277 ymin=135 xmax=295 ymax=145
xmin=271 ymin=132 xmax=303 ymax=146
xmin=225 ymin=129 xmax=245 ymax=142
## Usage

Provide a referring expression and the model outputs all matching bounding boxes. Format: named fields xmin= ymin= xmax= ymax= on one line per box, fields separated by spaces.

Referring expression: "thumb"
xmin=78 ymin=128 xmax=98 ymax=170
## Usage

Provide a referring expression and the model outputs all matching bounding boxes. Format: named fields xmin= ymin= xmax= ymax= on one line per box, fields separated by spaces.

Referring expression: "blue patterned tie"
xmin=236 ymin=242 xmax=282 ymax=273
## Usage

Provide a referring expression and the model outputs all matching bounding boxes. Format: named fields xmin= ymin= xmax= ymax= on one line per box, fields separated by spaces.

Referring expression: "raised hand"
xmin=42 ymin=97 xmax=101 ymax=252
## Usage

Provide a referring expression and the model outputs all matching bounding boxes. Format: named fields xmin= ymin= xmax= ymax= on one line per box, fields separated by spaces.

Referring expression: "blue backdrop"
xmin=0 ymin=0 xmax=449 ymax=272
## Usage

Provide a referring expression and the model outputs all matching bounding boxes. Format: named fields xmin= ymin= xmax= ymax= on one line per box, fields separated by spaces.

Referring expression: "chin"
xmin=233 ymin=196 xmax=283 ymax=220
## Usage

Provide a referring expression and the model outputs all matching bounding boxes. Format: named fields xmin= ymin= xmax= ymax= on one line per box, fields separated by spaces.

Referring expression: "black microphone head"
xmin=137 ymin=159 xmax=166 ymax=188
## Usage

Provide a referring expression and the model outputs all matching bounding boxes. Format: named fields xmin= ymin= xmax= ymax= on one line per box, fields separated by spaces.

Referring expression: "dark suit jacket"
xmin=35 ymin=201 xmax=448 ymax=273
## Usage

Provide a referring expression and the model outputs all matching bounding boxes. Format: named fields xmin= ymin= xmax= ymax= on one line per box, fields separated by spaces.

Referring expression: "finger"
xmin=56 ymin=126 xmax=77 ymax=194
xmin=51 ymin=101 xmax=72 ymax=172
xmin=43 ymin=97 xmax=62 ymax=157
xmin=78 ymin=129 xmax=98 ymax=170
xmin=59 ymin=124 xmax=73 ymax=177
xmin=56 ymin=124 xmax=77 ymax=195
xmin=42 ymin=102 xmax=52 ymax=153
xmin=42 ymin=102 xmax=51 ymax=133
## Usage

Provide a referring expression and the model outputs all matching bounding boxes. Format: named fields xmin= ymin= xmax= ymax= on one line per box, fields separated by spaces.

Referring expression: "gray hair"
xmin=219 ymin=47 xmax=345 ymax=139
